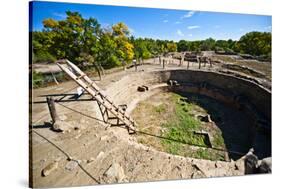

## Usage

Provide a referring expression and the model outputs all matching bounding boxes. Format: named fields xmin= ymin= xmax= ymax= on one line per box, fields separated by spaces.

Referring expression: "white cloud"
xmin=175 ymin=21 xmax=181 ymax=24
xmin=264 ymin=26 xmax=272 ymax=31
xmin=181 ymin=11 xmax=195 ymax=19
xmin=187 ymin=25 xmax=200 ymax=30
xmin=101 ymin=23 xmax=110 ymax=27
xmin=176 ymin=29 xmax=184 ymax=37
xmin=52 ymin=12 xmax=66 ymax=19
xmin=188 ymin=34 xmax=193 ymax=37
xmin=163 ymin=20 xmax=169 ymax=23
xmin=128 ymin=27 xmax=135 ymax=34
xmin=214 ymin=25 xmax=221 ymax=29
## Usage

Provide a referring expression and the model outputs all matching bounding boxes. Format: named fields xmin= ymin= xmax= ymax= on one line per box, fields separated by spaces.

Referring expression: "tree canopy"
xmin=32 ymin=11 xmax=272 ymax=67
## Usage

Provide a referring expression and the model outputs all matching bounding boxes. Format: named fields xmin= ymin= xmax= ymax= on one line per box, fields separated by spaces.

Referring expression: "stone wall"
xmin=157 ymin=70 xmax=271 ymax=120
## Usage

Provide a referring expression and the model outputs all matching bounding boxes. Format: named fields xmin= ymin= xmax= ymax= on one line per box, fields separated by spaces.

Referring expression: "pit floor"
xmin=132 ymin=91 xmax=254 ymax=161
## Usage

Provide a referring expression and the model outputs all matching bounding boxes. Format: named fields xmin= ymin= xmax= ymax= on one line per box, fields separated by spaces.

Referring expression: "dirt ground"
xmin=30 ymin=57 xmax=271 ymax=187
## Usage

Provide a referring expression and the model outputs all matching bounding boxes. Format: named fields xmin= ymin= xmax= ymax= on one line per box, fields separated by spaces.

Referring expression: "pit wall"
xmin=105 ymin=69 xmax=271 ymax=158
xmin=107 ymin=69 xmax=271 ymax=120
xmin=159 ymin=70 xmax=271 ymax=121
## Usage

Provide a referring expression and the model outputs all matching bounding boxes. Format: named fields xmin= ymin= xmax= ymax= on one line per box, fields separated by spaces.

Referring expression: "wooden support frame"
xmin=56 ymin=60 xmax=136 ymax=134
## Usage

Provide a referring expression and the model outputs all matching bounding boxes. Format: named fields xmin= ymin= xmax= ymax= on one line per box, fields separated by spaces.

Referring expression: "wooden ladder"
xmin=56 ymin=60 xmax=136 ymax=134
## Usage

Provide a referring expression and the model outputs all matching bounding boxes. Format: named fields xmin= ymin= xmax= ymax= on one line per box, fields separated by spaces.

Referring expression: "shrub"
xmin=31 ymin=71 xmax=44 ymax=88
xmin=104 ymin=55 xmax=121 ymax=68
xmin=33 ymin=50 xmax=56 ymax=63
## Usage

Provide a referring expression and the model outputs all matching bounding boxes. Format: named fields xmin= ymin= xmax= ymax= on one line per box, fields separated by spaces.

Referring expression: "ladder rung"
xmin=76 ymin=74 xmax=86 ymax=80
xmin=94 ymin=92 xmax=100 ymax=97
xmin=85 ymin=81 xmax=94 ymax=89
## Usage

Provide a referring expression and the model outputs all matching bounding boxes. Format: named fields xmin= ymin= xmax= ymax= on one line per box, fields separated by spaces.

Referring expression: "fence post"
xmin=46 ymin=97 xmax=59 ymax=124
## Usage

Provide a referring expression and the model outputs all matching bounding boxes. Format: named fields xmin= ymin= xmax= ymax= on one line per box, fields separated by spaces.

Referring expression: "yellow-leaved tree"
xmin=112 ymin=22 xmax=134 ymax=70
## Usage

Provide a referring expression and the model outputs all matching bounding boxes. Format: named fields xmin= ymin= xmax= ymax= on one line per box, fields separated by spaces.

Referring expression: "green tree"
xmin=236 ymin=31 xmax=271 ymax=57
xmin=200 ymin=38 xmax=216 ymax=51
xmin=166 ymin=42 xmax=177 ymax=52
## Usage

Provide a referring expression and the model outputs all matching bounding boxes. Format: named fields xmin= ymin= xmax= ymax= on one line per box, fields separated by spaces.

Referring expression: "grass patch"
xmin=133 ymin=92 xmax=227 ymax=161
xmin=192 ymin=148 xmax=210 ymax=159
xmin=161 ymin=93 xmax=211 ymax=156
xmin=154 ymin=104 xmax=166 ymax=113
xmin=212 ymin=132 xmax=225 ymax=148
xmin=31 ymin=71 xmax=44 ymax=88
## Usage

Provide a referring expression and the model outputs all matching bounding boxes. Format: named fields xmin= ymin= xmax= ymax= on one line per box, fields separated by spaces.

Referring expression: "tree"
xmin=112 ymin=22 xmax=134 ymax=70
xmin=177 ymin=40 xmax=190 ymax=52
xmin=236 ymin=31 xmax=271 ymax=57
xmin=166 ymin=42 xmax=177 ymax=52
xmin=200 ymin=38 xmax=216 ymax=51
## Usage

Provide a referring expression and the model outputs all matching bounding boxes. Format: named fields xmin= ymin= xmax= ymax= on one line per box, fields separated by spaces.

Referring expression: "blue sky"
xmin=30 ymin=1 xmax=271 ymax=41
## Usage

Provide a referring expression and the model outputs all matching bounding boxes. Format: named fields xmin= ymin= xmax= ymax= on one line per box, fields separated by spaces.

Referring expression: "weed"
xmin=154 ymin=104 xmax=166 ymax=113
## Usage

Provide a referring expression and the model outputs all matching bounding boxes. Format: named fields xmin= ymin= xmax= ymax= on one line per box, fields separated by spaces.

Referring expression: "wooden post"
xmin=204 ymin=57 xmax=207 ymax=67
xmin=159 ymin=56 xmax=161 ymax=64
xmin=134 ymin=60 xmax=137 ymax=72
xmin=46 ymin=97 xmax=59 ymax=124
xmin=51 ymin=72 xmax=59 ymax=85
xmin=163 ymin=59 xmax=165 ymax=69
xmin=209 ymin=58 xmax=213 ymax=68
xmin=197 ymin=56 xmax=201 ymax=69
xmin=187 ymin=61 xmax=190 ymax=69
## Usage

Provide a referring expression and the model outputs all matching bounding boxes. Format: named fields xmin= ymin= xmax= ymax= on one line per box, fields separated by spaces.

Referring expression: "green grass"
xmin=192 ymin=148 xmax=211 ymax=159
xmin=190 ymin=148 xmax=225 ymax=161
xmin=32 ymin=71 xmax=44 ymax=88
xmin=134 ymin=92 xmax=227 ymax=161
xmin=154 ymin=104 xmax=166 ymax=113
xmin=212 ymin=132 xmax=225 ymax=148
xmin=161 ymin=93 xmax=210 ymax=156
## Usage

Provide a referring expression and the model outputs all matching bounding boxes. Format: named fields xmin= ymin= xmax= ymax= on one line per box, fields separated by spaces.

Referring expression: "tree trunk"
xmin=122 ymin=61 xmax=126 ymax=70
xmin=93 ymin=64 xmax=102 ymax=80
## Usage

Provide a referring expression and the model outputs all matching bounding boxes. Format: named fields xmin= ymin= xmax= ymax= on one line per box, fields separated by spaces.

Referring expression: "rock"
xmin=168 ymin=80 xmax=179 ymax=86
xmin=74 ymin=134 xmax=82 ymax=139
xmin=67 ymin=156 xmax=74 ymax=161
xmin=258 ymin=157 xmax=271 ymax=173
xmin=234 ymin=159 xmax=245 ymax=172
xmin=96 ymin=151 xmax=105 ymax=159
xmin=245 ymin=151 xmax=258 ymax=174
xmin=74 ymin=126 xmax=79 ymax=130
xmin=87 ymin=157 xmax=95 ymax=164
xmin=53 ymin=120 xmax=71 ymax=132
xmin=65 ymin=160 xmax=79 ymax=171
xmin=191 ymin=171 xmax=203 ymax=179
xmin=103 ymin=163 xmax=125 ymax=183
xmin=100 ymin=136 xmax=109 ymax=141
xmin=137 ymin=86 xmax=147 ymax=92
xmin=215 ymin=161 xmax=223 ymax=168
xmin=59 ymin=115 xmax=67 ymax=121
xmin=198 ymin=115 xmax=212 ymax=122
xmin=42 ymin=162 xmax=58 ymax=177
